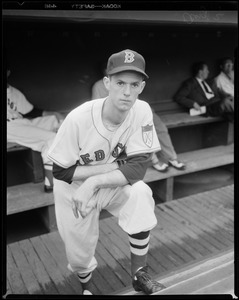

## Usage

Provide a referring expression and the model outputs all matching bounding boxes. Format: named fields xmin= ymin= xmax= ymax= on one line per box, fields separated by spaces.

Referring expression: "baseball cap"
xmin=106 ymin=49 xmax=149 ymax=79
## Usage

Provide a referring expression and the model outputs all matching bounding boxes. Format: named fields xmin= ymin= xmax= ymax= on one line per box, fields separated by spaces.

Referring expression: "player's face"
xmin=201 ymin=65 xmax=209 ymax=80
xmin=104 ymin=71 xmax=146 ymax=112
xmin=222 ymin=60 xmax=234 ymax=74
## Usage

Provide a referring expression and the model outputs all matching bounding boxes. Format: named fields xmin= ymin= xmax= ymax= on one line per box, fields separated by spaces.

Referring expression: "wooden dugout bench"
xmin=7 ymin=142 xmax=44 ymax=184
xmin=146 ymin=109 xmax=234 ymax=202
xmin=7 ymin=110 xmax=234 ymax=231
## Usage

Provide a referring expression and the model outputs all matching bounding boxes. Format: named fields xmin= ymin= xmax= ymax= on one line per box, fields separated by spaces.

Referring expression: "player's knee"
xmin=131 ymin=180 xmax=152 ymax=196
xmin=130 ymin=181 xmax=154 ymax=206
xmin=125 ymin=181 xmax=156 ymax=221
xmin=121 ymin=181 xmax=154 ymax=208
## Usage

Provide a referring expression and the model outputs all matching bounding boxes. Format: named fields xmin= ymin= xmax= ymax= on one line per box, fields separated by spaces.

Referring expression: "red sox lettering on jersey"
xmin=77 ymin=143 xmax=125 ymax=166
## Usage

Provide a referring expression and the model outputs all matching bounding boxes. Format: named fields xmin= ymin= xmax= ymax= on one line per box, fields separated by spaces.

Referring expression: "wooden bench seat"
xmin=7 ymin=142 xmax=28 ymax=152
xmin=146 ymin=144 xmax=234 ymax=182
xmin=7 ymin=182 xmax=55 ymax=231
xmin=7 ymin=144 xmax=234 ymax=231
xmin=145 ymin=144 xmax=234 ymax=202
xmin=159 ymin=112 xmax=224 ymax=128
xmin=7 ymin=143 xmax=44 ymax=184
xmin=7 ymin=183 xmax=54 ymax=215
xmin=159 ymin=112 xmax=233 ymax=146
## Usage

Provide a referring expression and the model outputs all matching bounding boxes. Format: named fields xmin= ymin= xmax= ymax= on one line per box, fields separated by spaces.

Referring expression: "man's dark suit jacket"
xmin=174 ymin=78 xmax=221 ymax=109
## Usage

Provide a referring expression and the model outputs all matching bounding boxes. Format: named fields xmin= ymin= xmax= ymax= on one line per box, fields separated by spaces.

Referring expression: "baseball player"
xmin=92 ymin=65 xmax=185 ymax=172
xmin=7 ymin=68 xmax=63 ymax=192
xmin=47 ymin=49 xmax=166 ymax=295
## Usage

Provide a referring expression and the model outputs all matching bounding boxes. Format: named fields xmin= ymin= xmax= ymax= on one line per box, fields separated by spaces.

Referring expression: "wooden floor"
xmin=118 ymin=248 xmax=234 ymax=295
xmin=6 ymin=185 xmax=234 ymax=296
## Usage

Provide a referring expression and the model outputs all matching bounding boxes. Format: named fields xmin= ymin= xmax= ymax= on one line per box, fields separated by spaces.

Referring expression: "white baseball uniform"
xmin=47 ymin=97 xmax=161 ymax=274
xmin=7 ymin=85 xmax=58 ymax=164
xmin=214 ymin=71 xmax=234 ymax=98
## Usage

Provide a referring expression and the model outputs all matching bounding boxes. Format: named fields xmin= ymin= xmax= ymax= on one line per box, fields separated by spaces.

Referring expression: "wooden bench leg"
xmin=222 ymin=163 xmax=234 ymax=174
xmin=149 ymin=177 xmax=174 ymax=202
xmin=39 ymin=205 xmax=57 ymax=232
xmin=203 ymin=121 xmax=233 ymax=147
xmin=226 ymin=122 xmax=234 ymax=145
xmin=25 ymin=150 xmax=44 ymax=183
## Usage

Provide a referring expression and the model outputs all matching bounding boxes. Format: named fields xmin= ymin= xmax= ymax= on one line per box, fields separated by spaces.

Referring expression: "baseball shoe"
xmin=83 ymin=289 xmax=93 ymax=295
xmin=168 ymin=159 xmax=186 ymax=170
xmin=44 ymin=185 xmax=53 ymax=193
xmin=81 ymin=279 xmax=95 ymax=295
xmin=132 ymin=266 xmax=166 ymax=294
xmin=152 ymin=162 xmax=169 ymax=172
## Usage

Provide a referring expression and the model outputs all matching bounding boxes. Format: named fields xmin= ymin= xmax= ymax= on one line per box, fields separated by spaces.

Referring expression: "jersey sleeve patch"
xmin=142 ymin=124 xmax=153 ymax=148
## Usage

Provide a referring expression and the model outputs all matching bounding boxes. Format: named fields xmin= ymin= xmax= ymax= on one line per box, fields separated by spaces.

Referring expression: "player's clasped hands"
xmin=72 ymin=178 xmax=98 ymax=219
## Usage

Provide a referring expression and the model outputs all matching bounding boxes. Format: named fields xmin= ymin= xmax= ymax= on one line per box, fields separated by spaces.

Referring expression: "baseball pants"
xmin=152 ymin=112 xmax=177 ymax=162
xmin=7 ymin=115 xmax=58 ymax=164
xmin=53 ymin=179 xmax=157 ymax=275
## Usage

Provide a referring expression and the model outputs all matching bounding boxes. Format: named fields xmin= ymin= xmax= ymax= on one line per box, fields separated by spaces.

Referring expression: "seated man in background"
xmin=7 ymin=68 xmax=64 ymax=192
xmin=213 ymin=57 xmax=234 ymax=101
xmin=92 ymin=69 xmax=185 ymax=172
xmin=174 ymin=61 xmax=234 ymax=121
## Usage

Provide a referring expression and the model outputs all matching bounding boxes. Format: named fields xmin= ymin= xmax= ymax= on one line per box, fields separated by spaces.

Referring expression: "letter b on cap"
xmin=124 ymin=51 xmax=135 ymax=63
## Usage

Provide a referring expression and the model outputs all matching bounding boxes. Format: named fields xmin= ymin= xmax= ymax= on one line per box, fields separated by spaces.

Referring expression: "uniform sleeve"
xmin=47 ymin=112 xmax=81 ymax=168
xmin=126 ymin=103 xmax=161 ymax=156
xmin=91 ymin=82 xmax=102 ymax=100
xmin=52 ymin=162 xmax=77 ymax=184
xmin=53 ymin=153 xmax=152 ymax=185
xmin=91 ymin=80 xmax=108 ymax=100
xmin=118 ymin=153 xmax=152 ymax=185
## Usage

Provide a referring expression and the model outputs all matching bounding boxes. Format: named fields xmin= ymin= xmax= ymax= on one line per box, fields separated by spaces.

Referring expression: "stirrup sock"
xmin=128 ymin=231 xmax=150 ymax=256
xmin=77 ymin=272 xmax=92 ymax=284
xmin=44 ymin=163 xmax=53 ymax=187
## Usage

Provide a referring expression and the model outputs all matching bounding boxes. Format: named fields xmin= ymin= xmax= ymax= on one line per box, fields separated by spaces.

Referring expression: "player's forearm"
xmin=72 ymin=169 xmax=129 ymax=219
xmin=86 ymin=169 xmax=129 ymax=192
xmin=72 ymin=162 xmax=119 ymax=181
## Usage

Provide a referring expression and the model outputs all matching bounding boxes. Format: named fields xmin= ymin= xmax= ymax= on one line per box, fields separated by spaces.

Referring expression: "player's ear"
xmin=103 ymin=76 xmax=110 ymax=91
xmin=139 ymin=81 xmax=146 ymax=94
